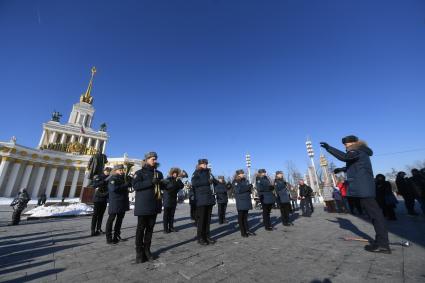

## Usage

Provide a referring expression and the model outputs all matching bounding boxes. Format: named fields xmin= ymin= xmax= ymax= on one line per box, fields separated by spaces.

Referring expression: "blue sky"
xmin=1 ymin=0 xmax=424 ymax=178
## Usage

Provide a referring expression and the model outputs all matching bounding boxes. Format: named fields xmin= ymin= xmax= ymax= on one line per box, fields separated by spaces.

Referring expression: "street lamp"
xmin=306 ymin=139 xmax=320 ymax=196
xmin=245 ymin=154 xmax=251 ymax=183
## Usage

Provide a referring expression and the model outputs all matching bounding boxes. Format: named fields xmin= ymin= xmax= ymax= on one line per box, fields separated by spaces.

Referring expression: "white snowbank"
xmin=24 ymin=203 xmax=93 ymax=218
xmin=0 ymin=197 xmax=80 ymax=206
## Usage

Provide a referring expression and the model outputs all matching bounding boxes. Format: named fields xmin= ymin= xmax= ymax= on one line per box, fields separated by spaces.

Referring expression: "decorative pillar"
xmin=32 ymin=164 xmax=46 ymax=198
xmin=20 ymin=162 xmax=34 ymax=189
xmin=78 ymin=135 xmax=84 ymax=143
xmin=95 ymin=139 xmax=100 ymax=151
xmin=57 ymin=167 xmax=69 ymax=198
xmin=69 ymin=167 xmax=81 ymax=198
xmin=4 ymin=160 xmax=22 ymax=197
xmin=87 ymin=137 xmax=92 ymax=148
xmin=38 ymin=130 xmax=47 ymax=148
xmin=82 ymin=170 xmax=91 ymax=188
xmin=102 ymin=140 xmax=106 ymax=154
xmin=0 ymin=157 xmax=11 ymax=192
xmin=70 ymin=135 xmax=76 ymax=143
xmin=50 ymin=131 xmax=58 ymax=143
xmin=45 ymin=166 xmax=58 ymax=198
xmin=60 ymin=133 xmax=67 ymax=144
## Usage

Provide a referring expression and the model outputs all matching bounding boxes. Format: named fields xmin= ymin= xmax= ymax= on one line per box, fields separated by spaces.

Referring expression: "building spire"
xmin=80 ymin=66 xmax=96 ymax=104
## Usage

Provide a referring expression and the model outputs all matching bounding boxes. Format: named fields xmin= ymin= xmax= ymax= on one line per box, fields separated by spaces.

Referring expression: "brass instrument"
xmin=154 ymin=168 xmax=162 ymax=200
xmin=125 ymin=162 xmax=134 ymax=192
xmin=209 ymin=169 xmax=216 ymax=195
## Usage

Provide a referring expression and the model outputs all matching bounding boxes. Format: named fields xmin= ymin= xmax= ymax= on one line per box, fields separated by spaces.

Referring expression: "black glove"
xmin=152 ymin=177 xmax=159 ymax=185
xmin=320 ymin=142 xmax=330 ymax=150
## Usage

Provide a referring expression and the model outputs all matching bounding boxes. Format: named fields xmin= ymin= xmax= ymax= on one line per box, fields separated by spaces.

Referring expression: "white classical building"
xmin=0 ymin=67 xmax=142 ymax=199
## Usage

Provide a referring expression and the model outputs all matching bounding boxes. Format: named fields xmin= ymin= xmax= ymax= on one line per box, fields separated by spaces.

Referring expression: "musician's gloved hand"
xmin=320 ymin=142 xmax=330 ymax=150
xmin=152 ymin=177 xmax=159 ymax=185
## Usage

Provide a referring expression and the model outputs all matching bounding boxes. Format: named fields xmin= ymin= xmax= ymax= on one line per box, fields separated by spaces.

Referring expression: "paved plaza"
xmin=0 ymin=202 xmax=424 ymax=283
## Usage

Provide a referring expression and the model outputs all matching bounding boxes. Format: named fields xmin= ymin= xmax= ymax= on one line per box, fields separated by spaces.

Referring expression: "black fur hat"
xmin=235 ymin=169 xmax=244 ymax=175
xmin=342 ymin=135 xmax=359 ymax=144
xmin=198 ymin=159 xmax=208 ymax=165
xmin=258 ymin=169 xmax=266 ymax=174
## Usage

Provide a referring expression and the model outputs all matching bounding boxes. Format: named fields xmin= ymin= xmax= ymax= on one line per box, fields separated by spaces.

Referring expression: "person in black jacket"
xmin=132 ymin=152 xmax=164 ymax=263
xmin=233 ymin=169 xmax=255 ymax=237
xmin=215 ymin=176 xmax=229 ymax=224
xmin=256 ymin=169 xmax=275 ymax=231
xmin=188 ymin=184 xmax=197 ymax=224
xmin=375 ymin=174 xmax=397 ymax=220
xmin=191 ymin=159 xmax=217 ymax=245
xmin=91 ymin=167 xmax=112 ymax=236
xmin=409 ymin=169 xmax=425 ymax=215
xmin=396 ymin=172 xmax=418 ymax=216
xmin=162 ymin=168 xmax=185 ymax=233
xmin=321 ymin=135 xmax=390 ymax=254
xmin=275 ymin=171 xmax=292 ymax=226
xmin=105 ymin=164 xmax=132 ymax=244
xmin=10 ymin=189 xmax=30 ymax=225
xmin=298 ymin=180 xmax=313 ymax=216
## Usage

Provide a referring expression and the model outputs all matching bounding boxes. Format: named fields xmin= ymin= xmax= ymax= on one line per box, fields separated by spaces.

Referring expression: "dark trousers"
xmin=237 ymin=210 xmax=249 ymax=235
xmin=218 ymin=203 xmax=227 ymax=223
xmin=384 ymin=205 xmax=397 ymax=220
xmin=300 ymin=197 xmax=312 ymax=215
xmin=196 ymin=205 xmax=212 ymax=241
xmin=262 ymin=203 xmax=272 ymax=228
xmin=163 ymin=206 xmax=176 ymax=232
xmin=279 ymin=203 xmax=291 ymax=224
xmin=309 ymin=197 xmax=314 ymax=212
xmin=106 ymin=212 xmax=125 ymax=239
xmin=190 ymin=203 xmax=196 ymax=221
xmin=348 ymin=197 xmax=363 ymax=215
xmin=360 ymin=198 xmax=389 ymax=247
xmin=91 ymin=202 xmax=107 ymax=232
xmin=403 ymin=196 xmax=416 ymax=214
xmin=291 ymin=199 xmax=298 ymax=210
xmin=136 ymin=214 xmax=157 ymax=250
xmin=11 ymin=209 xmax=23 ymax=225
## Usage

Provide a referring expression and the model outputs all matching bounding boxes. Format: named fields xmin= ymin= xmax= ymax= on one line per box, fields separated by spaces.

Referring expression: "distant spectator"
xmin=375 ymin=174 xmax=397 ymax=221
xmin=396 ymin=172 xmax=418 ymax=216
xmin=409 ymin=169 xmax=425 ymax=215
xmin=332 ymin=187 xmax=344 ymax=213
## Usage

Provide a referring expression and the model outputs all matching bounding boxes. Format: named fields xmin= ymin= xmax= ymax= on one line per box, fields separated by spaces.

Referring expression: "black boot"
xmin=136 ymin=247 xmax=147 ymax=264
xmin=112 ymin=235 xmax=119 ymax=244
xmin=144 ymin=242 xmax=155 ymax=261
xmin=198 ymin=238 xmax=209 ymax=246
xmin=364 ymin=244 xmax=391 ymax=254
xmin=206 ymin=237 xmax=216 ymax=245
xmin=106 ymin=234 xmax=115 ymax=244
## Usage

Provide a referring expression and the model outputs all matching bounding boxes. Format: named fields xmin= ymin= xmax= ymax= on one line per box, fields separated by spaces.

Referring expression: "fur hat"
xmin=169 ymin=167 xmax=181 ymax=176
xmin=342 ymin=135 xmax=359 ymax=144
xmin=217 ymin=175 xmax=225 ymax=180
xmin=258 ymin=169 xmax=266 ymax=174
xmin=113 ymin=164 xmax=125 ymax=170
xmin=275 ymin=171 xmax=283 ymax=175
xmin=144 ymin=151 xmax=158 ymax=160
xmin=235 ymin=169 xmax=244 ymax=175
xmin=198 ymin=159 xmax=208 ymax=165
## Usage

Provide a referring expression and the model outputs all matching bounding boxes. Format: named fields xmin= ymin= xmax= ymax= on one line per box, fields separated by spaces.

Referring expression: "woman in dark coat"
xmin=396 ymin=172 xmax=418 ymax=216
xmin=375 ymin=174 xmax=397 ymax=220
xmin=256 ymin=169 xmax=275 ymax=231
xmin=105 ymin=165 xmax=132 ymax=244
xmin=191 ymin=159 xmax=217 ymax=245
xmin=132 ymin=152 xmax=164 ymax=263
xmin=274 ymin=171 xmax=292 ymax=226
xmin=321 ymin=135 xmax=391 ymax=254
xmin=215 ymin=176 xmax=229 ymax=224
xmin=233 ymin=169 xmax=254 ymax=237
xmin=162 ymin=168 xmax=185 ymax=233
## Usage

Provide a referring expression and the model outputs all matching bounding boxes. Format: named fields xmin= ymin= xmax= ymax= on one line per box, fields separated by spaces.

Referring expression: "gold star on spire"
xmin=80 ymin=66 xmax=96 ymax=104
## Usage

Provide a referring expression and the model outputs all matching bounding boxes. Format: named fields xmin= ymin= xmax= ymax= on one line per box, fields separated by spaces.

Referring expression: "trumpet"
xmin=154 ymin=168 xmax=162 ymax=200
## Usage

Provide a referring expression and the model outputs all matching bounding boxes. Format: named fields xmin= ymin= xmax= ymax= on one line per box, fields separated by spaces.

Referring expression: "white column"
xmin=20 ymin=162 xmax=34 ymax=189
xmin=94 ymin=139 xmax=100 ymax=150
xmin=102 ymin=140 xmax=106 ymax=154
xmin=60 ymin=133 xmax=67 ymax=144
xmin=45 ymin=166 xmax=58 ymax=198
xmin=70 ymin=135 xmax=76 ymax=143
xmin=82 ymin=115 xmax=87 ymax=127
xmin=78 ymin=136 xmax=84 ymax=143
xmin=86 ymin=137 xmax=92 ymax=148
xmin=0 ymin=157 xmax=11 ymax=193
xmin=69 ymin=168 xmax=80 ymax=198
xmin=49 ymin=131 xmax=57 ymax=143
xmin=57 ymin=167 xmax=69 ymax=198
xmin=82 ymin=170 xmax=91 ymax=188
xmin=38 ymin=130 xmax=47 ymax=148
xmin=32 ymin=165 xmax=46 ymax=198
xmin=4 ymin=160 xmax=22 ymax=197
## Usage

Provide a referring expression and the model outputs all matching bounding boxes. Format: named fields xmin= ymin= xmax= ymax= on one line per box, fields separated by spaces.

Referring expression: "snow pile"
xmin=25 ymin=203 xmax=93 ymax=218
xmin=0 ymin=197 xmax=80 ymax=206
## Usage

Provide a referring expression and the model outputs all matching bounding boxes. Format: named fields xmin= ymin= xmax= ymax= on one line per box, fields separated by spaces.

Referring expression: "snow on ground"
xmin=23 ymin=203 xmax=93 ymax=218
xmin=0 ymin=197 xmax=80 ymax=206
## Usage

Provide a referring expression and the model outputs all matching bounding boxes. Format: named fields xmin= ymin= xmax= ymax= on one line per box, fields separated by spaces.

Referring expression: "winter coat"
xmin=215 ymin=183 xmax=229 ymax=204
xmin=409 ymin=174 xmax=425 ymax=198
xmin=92 ymin=174 xmax=110 ymax=203
xmin=337 ymin=182 xmax=347 ymax=197
xmin=275 ymin=179 xmax=291 ymax=204
xmin=132 ymin=165 xmax=164 ymax=216
xmin=396 ymin=176 xmax=415 ymax=199
xmin=107 ymin=174 xmax=131 ymax=214
xmin=11 ymin=191 xmax=30 ymax=211
xmin=87 ymin=153 xmax=108 ymax=180
xmin=325 ymin=143 xmax=375 ymax=198
xmin=188 ymin=188 xmax=196 ymax=205
xmin=162 ymin=177 xmax=184 ymax=208
xmin=233 ymin=178 xmax=253 ymax=211
xmin=332 ymin=188 xmax=342 ymax=201
xmin=256 ymin=176 xmax=276 ymax=205
xmin=191 ymin=169 xmax=216 ymax=207
xmin=299 ymin=184 xmax=313 ymax=198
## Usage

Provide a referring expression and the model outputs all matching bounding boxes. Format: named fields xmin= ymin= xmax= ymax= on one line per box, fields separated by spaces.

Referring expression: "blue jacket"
xmin=191 ymin=169 xmax=216 ymax=207
xmin=107 ymin=174 xmax=131 ymax=214
xmin=214 ymin=183 xmax=228 ymax=204
xmin=275 ymin=179 xmax=290 ymax=204
xmin=233 ymin=178 xmax=253 ymax=211
xmin=326 ymin=144 xmax=375 ymax=198
xmin=132 ymin=165 xmax=164 ymax=216
xmin=256 ymin=176 xmax=276 ymax=205
xmin=162 ymin=177 xmax=184 ymax=208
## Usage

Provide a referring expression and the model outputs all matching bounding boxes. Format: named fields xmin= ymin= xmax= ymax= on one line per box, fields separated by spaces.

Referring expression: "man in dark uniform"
xmin=215 ymin=176 xmax=229 ymax=224
xmin=132 ymin=152 xmax=164 ymax=263
xmin=274 ymin=171 xmax=293 ymax=226
xmin=191 ymin=159 xmax=217 ymax=245
xmin=233 ymin=169 xmax=255 ymax=237
xmin=256 ymin=169 xmax=275 ymax=231
xmin=162 ymin=168 xmax=185 ymax=233
xmin=105 ymin=164 xmax=132 ymax=244
xmin=10 ymin=189 xmax=30 ymax=225
xmin=321 ymin=135 xmax=391 ymax=254
xmin=299 ymin=180 xmax=313 ymax=216
xmin=91 ymin=167 xmax=112 ymax=236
